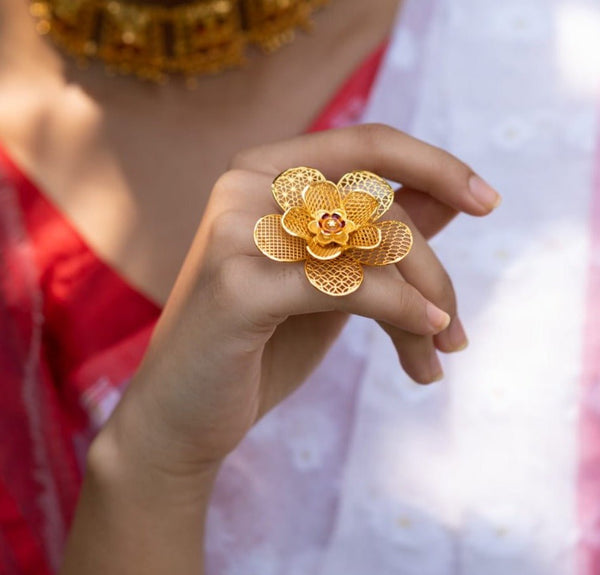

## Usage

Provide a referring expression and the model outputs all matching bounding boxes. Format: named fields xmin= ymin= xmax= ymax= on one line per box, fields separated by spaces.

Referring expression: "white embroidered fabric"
xmin=205 ymin=1 xmax=600 ymax=573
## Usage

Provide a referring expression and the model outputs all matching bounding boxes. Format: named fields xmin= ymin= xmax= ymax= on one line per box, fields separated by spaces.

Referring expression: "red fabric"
xmin=0 ymin=45 xmax=386 ymax=575
xmin=308 ymin=42 xmax=388 ymax=133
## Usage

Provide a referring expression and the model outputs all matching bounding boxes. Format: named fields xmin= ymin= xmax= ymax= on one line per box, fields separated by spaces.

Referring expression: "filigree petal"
xmin=348 ymin=224 xmax=382 ymax=250
xmin=272 ymin=167 xmax=326 ymax=211
xmin=254 ymin=214 xmax=307 ymax=262
xmin=342 ymin=191 xmax=379 ymax=226
xmin=305 ymin=254 xmax=364 ymax=296
xmin=333 ymin=229 xmax=350 ymax=245
xmin=346 ymin=220 xmax=412 ymax=266
xmin=337 ymin=171 xmax=394 ymax=221
xmin=306 ymin=238 xmax=343 ymax=260
xmin=308 ymin=220 xmax=320 ymax=235
xmin=302 ymin=181 xmax=343 ymax=216
xmin=281 ymin=207 xmax=312 ymax=239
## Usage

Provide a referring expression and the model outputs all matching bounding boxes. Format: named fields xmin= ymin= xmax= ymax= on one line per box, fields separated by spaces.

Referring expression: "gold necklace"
xmin=29 ymin=0 xmax=330 ymax=83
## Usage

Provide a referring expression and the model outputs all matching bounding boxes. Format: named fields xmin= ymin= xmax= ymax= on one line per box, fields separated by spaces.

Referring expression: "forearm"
xmin=60 ymin=413 xmax=217 ymax=575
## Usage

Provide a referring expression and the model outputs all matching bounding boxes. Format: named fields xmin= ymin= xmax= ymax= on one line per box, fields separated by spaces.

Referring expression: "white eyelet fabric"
xmin=205 ymin=1 xmax=600 ymax=574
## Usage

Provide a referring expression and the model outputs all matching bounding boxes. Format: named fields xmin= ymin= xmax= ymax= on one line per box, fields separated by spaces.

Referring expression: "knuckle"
xmin=211 ymin=255 xmax=250 ymax=311
xmin=212 ymin=256 xmax=278 ymax=331
xmin=212 ymin=169 xmax=248 ymax=200
xmin=206 ymin=209 xmax=248 ymax=246
xmin=394 ymin=281 xmax=418 ymax=319
xmin=360 ymin=122 xmax=395 ymax=136
xmin=354 ymin=123 xmax=396 ymax=150
xmin=228 ymin=149 xmax=249 ymax=169
xmin=229 ymin=148 xmax=279 ymax=177
xmin=229 ymin=148 xmax=258 ymax=170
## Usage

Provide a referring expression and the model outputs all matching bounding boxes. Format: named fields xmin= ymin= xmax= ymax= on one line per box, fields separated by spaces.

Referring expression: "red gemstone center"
xmin=319 ymin=212 xmax=345 ymax=234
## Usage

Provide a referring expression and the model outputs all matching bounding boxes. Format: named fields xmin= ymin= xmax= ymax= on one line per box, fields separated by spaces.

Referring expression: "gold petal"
xmin=308 ymin=220 xmax=320 ymax=235
xmin=254 ymin=214 xmax=307 ymax=262
xmin=272 ymin=167 xmax=326 ymax=211
xmin=337 ymin=171 xmax=394 ymax=221
xmin=342 ymin=191 xmax=379 ymax=226
xmin=345 ymin=220 xmax=358 ymax=233
xmin=281 ymin=207 xmax=312 ymax=239
xmin=348 ymin=224 xmax=382 ymax=250
xmin=304 ymin=254 xmax=364 ymax=296
xmin=314 ymin=232 xmax=337 ymax=246
xmin=302 ymin=181 xmax=343 ymax=216
xmin=333 ymin=229 xmax=350 ymax=245
xmin=306 ymin=238 xmax=343 ymax=260
xmin=346 ymin=220 xmax=412 ymax=266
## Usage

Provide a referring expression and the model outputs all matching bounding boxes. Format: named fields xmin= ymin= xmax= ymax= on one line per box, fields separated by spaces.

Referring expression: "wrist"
xmin=88 ymin=402 xmax=219 ymax=509
xmin=63 ymin=400 xmax=216 ymax=575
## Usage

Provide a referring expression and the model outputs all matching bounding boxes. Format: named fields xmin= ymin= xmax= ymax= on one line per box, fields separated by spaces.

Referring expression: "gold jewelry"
xmin=254 ymin=168 xmax=413 ymax=296
xmin=29 ymin=0 xmax=330 ymax=83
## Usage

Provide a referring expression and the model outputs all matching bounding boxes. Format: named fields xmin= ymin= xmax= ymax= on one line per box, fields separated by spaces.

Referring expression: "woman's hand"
xmin=61 ymin=124 xmax=500 ymax=575
xmin=103 ymin=124 xmax=501 ymax=480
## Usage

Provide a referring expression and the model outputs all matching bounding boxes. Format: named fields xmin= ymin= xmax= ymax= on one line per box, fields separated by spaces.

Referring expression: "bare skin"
xmin=0 ymin=2 xmax=503 ymax=573
xmin=60 ymin=126 xmax=498 ymax=574
xmin=0 ymin=0 xmax=402 ymax=305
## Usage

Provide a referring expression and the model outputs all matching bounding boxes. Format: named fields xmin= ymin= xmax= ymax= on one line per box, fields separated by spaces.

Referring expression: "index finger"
xmin=231 ymin=123 xmax=501 ymax=216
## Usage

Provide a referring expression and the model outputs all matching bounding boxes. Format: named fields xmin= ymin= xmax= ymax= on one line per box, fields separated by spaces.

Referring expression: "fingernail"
xmin=427 ymin=303 xmax=451 ymax=332
xmin=448 ymin=317 xmax=469 ymax=352
xmin=429 ymin=354 xmax=444 ymax=383
xmin=469 ymin=175 xmax=502 ymax=210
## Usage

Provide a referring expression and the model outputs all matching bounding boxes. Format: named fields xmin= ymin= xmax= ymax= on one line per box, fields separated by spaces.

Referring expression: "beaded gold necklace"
xmin=29 ymin=0 xmax=330 ymax=83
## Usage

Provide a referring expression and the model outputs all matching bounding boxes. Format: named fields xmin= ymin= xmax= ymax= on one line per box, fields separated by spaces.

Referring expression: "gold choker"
xmin=30 ymin=0 xmax=330 ymax=83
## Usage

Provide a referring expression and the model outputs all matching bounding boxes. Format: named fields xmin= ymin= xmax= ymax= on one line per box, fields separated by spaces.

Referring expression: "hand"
xmin=103 ymin=124 xmax=501 ymax=479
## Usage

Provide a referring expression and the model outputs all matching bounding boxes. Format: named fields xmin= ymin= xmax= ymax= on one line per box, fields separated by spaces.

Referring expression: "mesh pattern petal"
xmin=257 ymin=169 xmax=413 ymax=297
xmin=305 ymin=254 xmax=364 ymax=296
xmin=272 ymin=167 xmax=326 ymax=211
xmin=254 ymin=214 xmax=307 ymax=262
xmin=337 ymin=171 xmax=394 ymax=221
xmin=303 ymin=181 xmax=342 ymax=216
xmin=347 ymin=224 xmax=382 ymax=250
xmin=342 ymin=191 xmax=379 ymax=226
xmin=346 ymin=220 xmax=412 ymax=266
xmin=306 ymin=238 xmax=343 ymax=261
xmin=282 ymin=207 xmax=312 ymax=239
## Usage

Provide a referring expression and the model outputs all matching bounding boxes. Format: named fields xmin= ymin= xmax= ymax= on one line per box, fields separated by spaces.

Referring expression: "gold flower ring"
xmin=253 ymin=167 xmax=413 ymax=296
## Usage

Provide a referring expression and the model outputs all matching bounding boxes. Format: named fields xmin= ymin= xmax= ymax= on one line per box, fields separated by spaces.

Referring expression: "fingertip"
xmin=410 ymin=370 xmax=444 ymax=385
xmin=468 ymin=175 xmax=502 ymax=214
xmin=428 ymin=352 xmax=444 ymax=384
xmin=426 ymin=302 xmax=451 ymax=333
xmin=405 ymin=350 xmax=444 ymax=385
xmin=435 ymin=317 xmax=469 ymax=353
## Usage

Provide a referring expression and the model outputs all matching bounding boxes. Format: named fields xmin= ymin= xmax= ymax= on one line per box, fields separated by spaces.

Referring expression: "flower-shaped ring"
xmin=253 ymin=167 xmax=413 ymax=296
